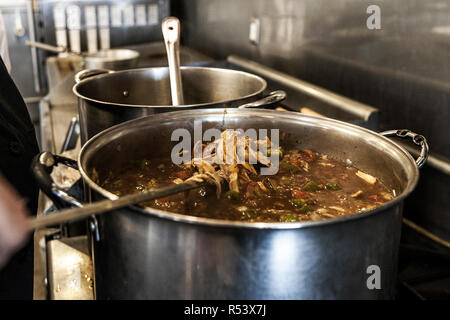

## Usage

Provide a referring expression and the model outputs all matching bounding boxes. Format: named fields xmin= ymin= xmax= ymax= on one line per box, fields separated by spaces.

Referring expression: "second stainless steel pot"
xmin=73 ymin=67 xmax=270 ymax=142
xmin=83 ymin=49 xmax=140 ymax=70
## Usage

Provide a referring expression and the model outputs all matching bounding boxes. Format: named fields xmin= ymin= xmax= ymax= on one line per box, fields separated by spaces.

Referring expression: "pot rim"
xmin=72 ymin=66 xmax=268 ymax=108
xmin=78 ymin=108 xmax=420 ymax=230
xmin=82 ymin=48 xmax=140 ymax=62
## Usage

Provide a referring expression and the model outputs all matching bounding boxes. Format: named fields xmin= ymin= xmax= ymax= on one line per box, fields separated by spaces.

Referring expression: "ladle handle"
xmin=27 ymin=180 xmax=202 ymax=231
xmin=25 ymin=40 xmax=67 ymax=53
xmin=29 ymin=152 xmax=203 ymax=231
xmin=162 ymin=17 xmax=184 ymax=106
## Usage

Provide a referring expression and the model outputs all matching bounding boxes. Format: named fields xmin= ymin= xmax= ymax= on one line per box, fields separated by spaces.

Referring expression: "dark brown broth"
xmin=101 ymin=149 xmax=393 ymax=222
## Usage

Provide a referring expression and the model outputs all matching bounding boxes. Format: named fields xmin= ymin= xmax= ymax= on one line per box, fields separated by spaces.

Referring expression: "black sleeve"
xmin=0 ymin=57 xmax=40 ymax=214
xmin=0 ymin=56 xmax=40 ymax=300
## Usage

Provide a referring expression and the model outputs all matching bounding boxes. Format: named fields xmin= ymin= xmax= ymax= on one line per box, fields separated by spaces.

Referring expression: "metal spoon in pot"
xmin=162 ymin=16 xmax=184 ymax=106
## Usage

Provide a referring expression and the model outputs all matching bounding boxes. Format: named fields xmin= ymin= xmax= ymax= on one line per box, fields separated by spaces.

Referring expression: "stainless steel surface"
xmin=228 ymin=55 xmax=379 ymax=129
xmin=32 ymin=1 xmax=170 ymax=89
xmin=96 ymin=205 xmax=402 ymax=299
xmin=42 ymin=108 xmax=423 ymax=299
xmin=74 ymin=69 xmax=113 ymax=83
xmin=201 ymin=59 xmax=379 ymax=129
xmin=83 ymin=49 xmax=140 ymax=70
xmin=38 ymin=97 xmax=53 ymax=152
xmin=33 ymin=198 xmax=59 ymax=300
xmin=402 ymin=218 xmax=450 ymax=250
xmin=73 ymin=66 xmax=267 ymax=142
xmin=26 ymin=0 xmax=40 ymax=93
xmin=401 ymin=144 xmax=450 ymax=176
xmin=35 ymin=0 xmax=170 ymax=51
xmin=126 ymin=41 xmax=215 ymax=67
xmin=61 ymin=117 xmax=80 ymax=153
xmin=162 ymin=17 xmax=184 ymax=105
xmin=238 ymin=90 xmax=286 ymax=108
xmin=46 ymin=236 xmax=94 ymax=300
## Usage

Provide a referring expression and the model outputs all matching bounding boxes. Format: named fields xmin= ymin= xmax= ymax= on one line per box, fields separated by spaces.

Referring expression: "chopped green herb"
xmin=226 ymin=190 xmax=240 ymax=201
xmin=292 ymin=198 xmax=305 ymax=208
xmin=292 ymin=198 xmax=313 ymax=212
xmin=325 ymin=182 xmax=342 ymax=190
xmin=280 ymin=160 xmax=301 ymax=172
xmin=280 ymin=214 xmax=298 ymax=222
xmin=301 ymin=204 xmax=312 ymax=212
xmin=244 ymin=209 xmax=258 ymax=219
xmin=303 ymin=181 xmax=321 ymax=192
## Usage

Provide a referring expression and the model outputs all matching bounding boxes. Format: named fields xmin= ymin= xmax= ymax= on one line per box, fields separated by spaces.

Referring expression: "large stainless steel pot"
xmin=33 ymin=109 xmax=428 ymax=299
xmin=72 ymin=67 xmax=270 ymax=143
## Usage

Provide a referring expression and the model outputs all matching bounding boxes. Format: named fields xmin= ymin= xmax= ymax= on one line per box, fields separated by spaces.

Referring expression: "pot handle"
xmin=74 ymin=68 xmax=114 ymax=83
xmin=31 ymin=152 xmax=84 ymax=209
xmin=31 ymin=152 xmax=102 ymax=240
xmin=238 ymin=90 xmax=286 ymax=109
xmin=379 ymin=129 xmax=429 ymax=168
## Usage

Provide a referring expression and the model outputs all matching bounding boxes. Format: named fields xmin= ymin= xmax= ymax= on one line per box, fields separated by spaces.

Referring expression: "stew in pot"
xmin=100 ymin=131 xmax=394 ymax=222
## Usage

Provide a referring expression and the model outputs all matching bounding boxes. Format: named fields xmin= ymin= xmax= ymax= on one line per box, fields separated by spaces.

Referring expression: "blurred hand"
xmin=0 ymin=174 xmax=30 ymax=268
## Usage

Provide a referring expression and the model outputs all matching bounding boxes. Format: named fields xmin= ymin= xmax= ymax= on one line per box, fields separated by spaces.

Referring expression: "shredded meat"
xmin=178 ymin=130 xmax=278 ymax=198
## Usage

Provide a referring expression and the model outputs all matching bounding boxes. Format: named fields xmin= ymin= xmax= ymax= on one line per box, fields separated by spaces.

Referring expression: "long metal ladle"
xmin=27 ymin=169 xmax=204 ymax=231
xmin=162 ymin=16 xmax=184 ymax=106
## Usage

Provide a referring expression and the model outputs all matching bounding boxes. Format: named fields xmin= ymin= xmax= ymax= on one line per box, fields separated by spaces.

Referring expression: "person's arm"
xmin=0 ymin=174 xmax=29 ymax=268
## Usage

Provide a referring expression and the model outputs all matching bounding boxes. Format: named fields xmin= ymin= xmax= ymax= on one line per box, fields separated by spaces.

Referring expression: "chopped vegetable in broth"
xmin=101 ymin=147 xmax=394 ymax=223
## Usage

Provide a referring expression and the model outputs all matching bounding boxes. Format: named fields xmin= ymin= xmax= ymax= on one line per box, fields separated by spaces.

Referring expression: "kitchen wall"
xmin=173 ymin=0 xmax=450 ymax=239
